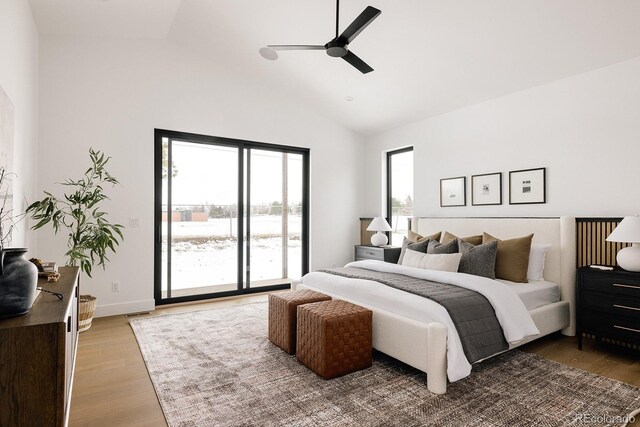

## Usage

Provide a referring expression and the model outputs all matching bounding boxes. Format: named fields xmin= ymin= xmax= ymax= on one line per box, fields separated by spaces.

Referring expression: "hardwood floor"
xmin=69 ymin=294 xmax=267 ymax=427
xmin=70 ymin=294 xmax=640 ymax=426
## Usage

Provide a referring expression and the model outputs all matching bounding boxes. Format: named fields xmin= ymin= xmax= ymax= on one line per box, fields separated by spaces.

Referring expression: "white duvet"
xmin=301 ymin=260 xmax=540 ymax=382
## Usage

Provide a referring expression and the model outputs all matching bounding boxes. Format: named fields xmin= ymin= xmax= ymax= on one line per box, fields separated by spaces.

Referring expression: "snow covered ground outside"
xmin=162 ymin=215 xmax=302 ymax=292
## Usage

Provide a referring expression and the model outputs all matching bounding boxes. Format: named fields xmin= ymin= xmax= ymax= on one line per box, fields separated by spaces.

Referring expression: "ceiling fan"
xmin=259 ymin=1 xmax=381 ymax=74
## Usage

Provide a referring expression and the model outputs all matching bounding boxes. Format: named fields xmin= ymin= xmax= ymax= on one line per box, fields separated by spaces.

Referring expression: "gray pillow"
xmin=458 ymin=239 xmax=499 ymax=279
xmin=398 ymin=237 xmax=430 ymax=264
xmin=427 ymin=239 xmax=458 ymax=254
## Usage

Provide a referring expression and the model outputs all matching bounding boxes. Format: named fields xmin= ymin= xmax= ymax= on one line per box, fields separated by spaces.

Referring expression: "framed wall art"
xmin=509 ymin=167 xmax=546 ymax=204
xmin=0 ymin=84 xmax=14 ymax=176
xmin=471 ymin=172 xmax=502 ymax=206
xmin=440 ymin=176 xmax=466 ymax=207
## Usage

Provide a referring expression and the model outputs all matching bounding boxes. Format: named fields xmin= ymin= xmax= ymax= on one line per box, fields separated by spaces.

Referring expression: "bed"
xmin=297 ymin=216 xmax=576 ymax=394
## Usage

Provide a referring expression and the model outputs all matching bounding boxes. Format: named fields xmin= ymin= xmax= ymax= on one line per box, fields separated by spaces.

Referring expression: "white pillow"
xmin=402 ymin=249 xmax=462 ymax=272
xmin=527 ymin=243 xmax=551 ymax=281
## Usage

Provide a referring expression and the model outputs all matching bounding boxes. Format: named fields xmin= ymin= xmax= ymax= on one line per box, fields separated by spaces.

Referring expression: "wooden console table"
xmin=0 ymin=266 xmax=80 ymax=426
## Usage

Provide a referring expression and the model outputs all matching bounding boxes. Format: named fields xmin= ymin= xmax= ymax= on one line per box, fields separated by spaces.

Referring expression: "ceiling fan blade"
xmin=267 ymin=45 xmax=325 ymax=51
xmin=337 ymin=6 xmax=381 ymax=44
xmin=341 ymin=51 xmax=373 ymax=74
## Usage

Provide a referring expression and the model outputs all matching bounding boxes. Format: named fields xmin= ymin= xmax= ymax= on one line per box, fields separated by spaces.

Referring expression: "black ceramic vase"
xmin=0 ymin=248 xmax=38 ymax=318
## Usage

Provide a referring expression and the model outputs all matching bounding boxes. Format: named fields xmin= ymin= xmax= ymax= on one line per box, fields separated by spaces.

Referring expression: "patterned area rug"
xmin=130 ymin=302 xmax=640 ymax=427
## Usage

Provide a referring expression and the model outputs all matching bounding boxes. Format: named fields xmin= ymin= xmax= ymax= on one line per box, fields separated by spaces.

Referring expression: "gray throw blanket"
xmin=318 ymin=267 xmax=508 ymax=364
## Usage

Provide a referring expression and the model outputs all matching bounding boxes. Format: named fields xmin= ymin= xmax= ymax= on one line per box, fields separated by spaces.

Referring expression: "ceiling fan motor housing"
xmin=325 ymin=40 xmax=348 ymax=57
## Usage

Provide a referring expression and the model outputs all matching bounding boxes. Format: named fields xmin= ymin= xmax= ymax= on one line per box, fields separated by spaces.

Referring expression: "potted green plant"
xmin=27 ymin=149 xmax=124 ymax=331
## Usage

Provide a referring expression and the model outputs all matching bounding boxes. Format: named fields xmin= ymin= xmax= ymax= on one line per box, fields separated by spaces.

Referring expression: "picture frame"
xmin=440 ymin=176 xmax=466 ymax=207
xmin=471 ymin=172 xmax=502 ymax=206
xmin=509 ymin=167 xmax=546 ymax=204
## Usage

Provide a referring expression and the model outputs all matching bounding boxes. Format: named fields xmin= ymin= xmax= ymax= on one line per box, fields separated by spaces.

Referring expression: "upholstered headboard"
xmin=413 ymin=216 xmax=576 ymax=335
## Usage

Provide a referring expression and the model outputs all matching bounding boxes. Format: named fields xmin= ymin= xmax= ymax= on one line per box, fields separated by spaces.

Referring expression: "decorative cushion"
xmin=407 ymin=230 xmax=442 ymax=243
xmin=401 ymin=249 xmax=462 ymax=272
xmin=442 ymin=231 xmax=483 ymax=245
xmin=398 ymin=237 xmax=431 ymax=264
xmin=427 ymin=239 xmax=458 ymax=254
xmin=457 ymin=240 xmax=499 ymax=279
xmin=482 ymin=232 xmax=534 ymax=283
xmin=528 ymin=243 xmax=551 ymax=281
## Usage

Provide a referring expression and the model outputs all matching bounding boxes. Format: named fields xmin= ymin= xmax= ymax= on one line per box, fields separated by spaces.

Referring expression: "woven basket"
xmin=79 ymin=295 xmax=97 ymax=332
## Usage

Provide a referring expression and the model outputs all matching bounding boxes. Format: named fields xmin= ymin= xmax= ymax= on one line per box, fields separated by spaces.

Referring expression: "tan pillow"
xmin=408 ymin=230 xmax=442 ymax=243
xmin=442 ymin=231 xmax=483 ymax=246
xmin=482 ymin=232 xmax=534 ymax=283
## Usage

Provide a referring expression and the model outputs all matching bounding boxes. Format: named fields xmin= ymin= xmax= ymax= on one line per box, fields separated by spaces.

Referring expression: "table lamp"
xmin=367 ymin=216 xmax=392 ymax=246
xmin=606 ymin=215 xmax=640 ymax=272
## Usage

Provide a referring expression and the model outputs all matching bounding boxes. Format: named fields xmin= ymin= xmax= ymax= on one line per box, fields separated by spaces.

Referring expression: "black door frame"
xmin=154 ymin=129 xmax=310 ymax=305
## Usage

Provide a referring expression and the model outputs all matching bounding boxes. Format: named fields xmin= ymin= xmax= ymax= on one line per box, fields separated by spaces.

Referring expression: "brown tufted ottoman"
xmin=268 ymin=290 xmax=331 ymax=354
xmin=296 ymin=300 xmax=373 ymax=379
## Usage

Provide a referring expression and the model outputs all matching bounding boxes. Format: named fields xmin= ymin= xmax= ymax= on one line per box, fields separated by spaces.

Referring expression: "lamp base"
xmin=617 ymin=244 xmax=640 ymax=272
xmin=370 ymin=232 xmax=388 ymax=247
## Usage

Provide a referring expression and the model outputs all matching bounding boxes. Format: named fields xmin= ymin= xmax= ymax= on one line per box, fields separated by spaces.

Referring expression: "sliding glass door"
xmin=155 ymin=130 xmax=309 ymax=304
xmin=248 ymin=149 xmax=304 ymax=288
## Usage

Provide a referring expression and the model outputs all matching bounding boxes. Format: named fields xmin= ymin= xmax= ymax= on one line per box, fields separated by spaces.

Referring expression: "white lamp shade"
xmin=606 ymin=216 xmax=640 ymax=243
xmin=367 ymin=216 xmax=392 ymax=232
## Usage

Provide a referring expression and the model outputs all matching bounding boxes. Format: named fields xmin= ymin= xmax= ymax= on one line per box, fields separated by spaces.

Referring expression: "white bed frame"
xmin=299 ymin=216 xmax=576 ymax=394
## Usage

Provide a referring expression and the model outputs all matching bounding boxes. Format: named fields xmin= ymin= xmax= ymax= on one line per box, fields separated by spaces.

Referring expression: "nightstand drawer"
xmin=354 ymin=245 xmax=401 ymax=263
xmin=576 ymin=266 xmax=640 ymax=351
xmin=581 ymin=292 xmax=640 ymax=320
xmin=355 ymin=246 xmax=383 ymax=260
xmin=580 ymin=273 xmax=640 ymax=298
xmin=580 ymin=310 xmax=640 ymax=345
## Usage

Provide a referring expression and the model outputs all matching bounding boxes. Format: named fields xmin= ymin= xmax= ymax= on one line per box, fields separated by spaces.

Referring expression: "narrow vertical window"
xmin=387 ymin=147 xmax=414 ymax=247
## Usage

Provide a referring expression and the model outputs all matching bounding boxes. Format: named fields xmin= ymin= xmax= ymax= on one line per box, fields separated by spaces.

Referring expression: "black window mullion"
xmin=301 ymin=152 xmax=310 ymax=275
xmin=237 ymin=145 xmax=244 ymax=292
xmin=167 ymin=138 xmax=173 ymax=299
xmin=386 ymin=150 xmax=393 ymax=241
xmin=246 ymin=148 xmax=251 ymax=289
xmin=153 ymin=133 xmax=162 ymax=303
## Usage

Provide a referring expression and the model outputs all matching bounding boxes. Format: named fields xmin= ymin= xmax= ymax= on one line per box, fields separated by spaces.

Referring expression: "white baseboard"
xmin=94 ymin=299 xmax=155 ymax=318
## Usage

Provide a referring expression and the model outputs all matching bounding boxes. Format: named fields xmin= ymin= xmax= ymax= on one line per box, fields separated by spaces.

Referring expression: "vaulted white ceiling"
xmin=29 ymin=0 xmax=640 ymax=135
xmin=29 ymin=0 xmax=182 ymax=39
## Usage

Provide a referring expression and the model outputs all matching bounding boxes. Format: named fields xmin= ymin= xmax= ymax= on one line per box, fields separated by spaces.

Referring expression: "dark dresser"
xmin=576 ymin=266 xmax=640 ymax=350
xmin=0 ymin=267 xmax=80 ymax=426
xmin=354 ymin=245 xmax=401 ymax=264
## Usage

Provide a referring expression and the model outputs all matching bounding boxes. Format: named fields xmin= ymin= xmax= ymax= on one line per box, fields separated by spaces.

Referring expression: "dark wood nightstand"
xmin=576 ymin=266 xmax=640 ymax=351
xmin=354 ymin=245 xmax=401 ymax=264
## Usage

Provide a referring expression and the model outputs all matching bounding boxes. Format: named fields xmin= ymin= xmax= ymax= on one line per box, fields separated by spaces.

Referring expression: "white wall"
xmin=37 ymin=36 xmax=363 ymax=316
xmin=0 ymin=1 xmax=39 ymax=249
xmin=36 ymin=24 xmax=640 ymax=317
xmin=362 ymin=56 xmax=640 ymax=219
